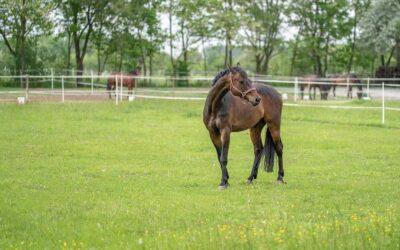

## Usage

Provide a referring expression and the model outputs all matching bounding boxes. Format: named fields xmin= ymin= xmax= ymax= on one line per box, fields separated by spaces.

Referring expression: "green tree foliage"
xmin=1 ymin=0 xmax=400 ymax=83
xmin=58 ymin=0 xmax=108 ymax=83
xmin=360 ymin=0 xmax=400 ymax=67
xmin=289 ymin=0 xmax=351 ymax=76
xmin=239 ymin=0 xmax=285 ymax=74
xmin=0 ymin=0 xmax=53 ymax=77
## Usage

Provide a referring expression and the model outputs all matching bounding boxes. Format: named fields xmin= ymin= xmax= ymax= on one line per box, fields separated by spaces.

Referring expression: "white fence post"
xmin=51 ymin=68 xmax=54 ymax=92
xmin=115 ymin=75 xmax=118 ymax=105
xmin=61 ymin=76 xmax=65 ymax=103
xmin=346 ymin=77 xmax=350 ymax=98
xmin=367 ymin=77 xmax=370 ymax=98
xmin=382 ymin=82 xmax=385 ymax=124
xmin=91 ymin=70 xmax=94 ymax=94
xmin=294 ymin=77 xmax=298 ymax=102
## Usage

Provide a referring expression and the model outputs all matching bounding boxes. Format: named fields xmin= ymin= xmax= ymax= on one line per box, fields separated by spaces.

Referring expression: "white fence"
xmin=0 ymin=73 xmax=400 ymax=124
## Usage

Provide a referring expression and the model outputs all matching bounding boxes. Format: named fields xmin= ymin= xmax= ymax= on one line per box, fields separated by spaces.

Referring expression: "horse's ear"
xmin=236 ymin=62 xmax=241 ymax=67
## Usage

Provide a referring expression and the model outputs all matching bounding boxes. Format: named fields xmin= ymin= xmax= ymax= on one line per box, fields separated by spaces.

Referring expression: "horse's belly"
xmin=230 ymin=103 xmax=263 ymax=132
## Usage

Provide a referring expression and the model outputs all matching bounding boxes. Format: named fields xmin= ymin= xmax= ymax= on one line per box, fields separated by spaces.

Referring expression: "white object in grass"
xmin=17 ymin=97 xmax=26 ymax=104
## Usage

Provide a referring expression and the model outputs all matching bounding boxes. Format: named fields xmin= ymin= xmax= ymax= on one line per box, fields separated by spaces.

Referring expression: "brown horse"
xmin=203 ymin=66 xmax=285 ymax=190
xmin=107 ymin=68 xmax=140 ymax=99
xmin=329 ymin=73 xmax=363 ymax=99
xmin=299 ymin=75 xmax=319 ymax=100
xmin=299 ymin=75 xmax=331 ymax=100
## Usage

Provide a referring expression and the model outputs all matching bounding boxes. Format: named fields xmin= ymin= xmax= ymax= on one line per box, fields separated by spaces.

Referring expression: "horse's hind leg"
xmin=333 ymin=85 xmax=336 ymax=98
xmin=247 ymin=121 xmax=265 ymax=184
xmin=300 ymin=85 xmax=304 ymax=100
xmin=270 ymin=126 xmax=285 ymax=183
xmin=347 ymin=86 xmax=352 ymax=99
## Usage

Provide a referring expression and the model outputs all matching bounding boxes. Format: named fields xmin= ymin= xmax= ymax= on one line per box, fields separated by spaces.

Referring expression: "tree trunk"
xmin=224 ymin=31 xmax=229 ymax=67
xmin=290 ymin=43 xmax=299 ymax=76
xmin=67 ymin=32 xmax=72 ymax=73
xmin=386 ymin=45 xmax=395 ymax=66
xmin=140 ymin=45 xmax=147 ymax=76
xmin=100 ymin=51 xmax=109 ymax=75
xmin=17 ymin=0 xmax=27 ymax=87
xmin=76 ymin=58 xmax=84 ymax=88
xmin=255 ymin=54 xmax=262 ymax=74
xmin=97 ymin=44 xmax=101 ymax=76
xmin=74 ymin=40 xmax=81 ymax=87
xmin=118 ymin=51 xmax=123 ymax=72
xmin=229 ymin=43 xmax=233 ymax=67
xmin=316 ymin=55 xmax=323 ymax=77
xmin=347 ymin=12 xmax=357 ymax=73
xmin=149 ymin=53 xmax=153 ymax=85
xmin=168 ymin=0 xmax=175 ymax=77
xmin=396 ymin=39 xmax=400 ymax=68
xmin=228 ymin=34 xmax=233 ymax=67
xmin=201 ymin=37 xmax=208 ymax=76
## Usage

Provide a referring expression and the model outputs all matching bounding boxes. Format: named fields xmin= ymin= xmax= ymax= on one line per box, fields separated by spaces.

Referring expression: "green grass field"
xmin=0 ymin=100 xmax=399 ymax=249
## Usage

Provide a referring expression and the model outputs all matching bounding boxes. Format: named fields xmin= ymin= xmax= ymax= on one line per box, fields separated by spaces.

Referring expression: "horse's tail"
xmin=264 ymin=128 xmax=275 ymax=172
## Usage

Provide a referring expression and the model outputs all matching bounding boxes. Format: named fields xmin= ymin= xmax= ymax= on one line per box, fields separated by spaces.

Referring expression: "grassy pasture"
xmin=0 ymin=100 xmax=399 ymax=249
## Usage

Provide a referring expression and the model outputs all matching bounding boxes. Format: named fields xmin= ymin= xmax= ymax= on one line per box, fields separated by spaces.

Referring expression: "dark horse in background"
xmin=299 ymin=75 xmax=331 ymax=100
xmin=203 ymin=66 xmax=285 ymax=190
xmin=329 ymin=73 xmax=363 ymax=99
xmin=107 ymin=67 xmax=141 ymax=99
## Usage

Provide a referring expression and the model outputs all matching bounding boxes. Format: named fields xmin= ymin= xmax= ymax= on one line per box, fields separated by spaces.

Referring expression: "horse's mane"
xmin=211 ymin=67 xmax=248 ymax=86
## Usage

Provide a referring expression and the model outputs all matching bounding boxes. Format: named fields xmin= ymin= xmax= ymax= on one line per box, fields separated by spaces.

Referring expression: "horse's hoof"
xmin=276 ymin=179 xmax=287 ymax=184
xmin=218 ymin=184 xmax=228 ymax=191
xmin=246 ymin=179 xmax=253 ymax=185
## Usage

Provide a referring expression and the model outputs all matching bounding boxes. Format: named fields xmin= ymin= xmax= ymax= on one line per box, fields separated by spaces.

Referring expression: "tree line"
xmin=0 ymin=0 xmax=399 ymax=81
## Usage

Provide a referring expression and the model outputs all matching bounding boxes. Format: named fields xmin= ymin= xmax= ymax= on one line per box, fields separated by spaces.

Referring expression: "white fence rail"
xmin=1 ymin=74 xmax=400 ymax=124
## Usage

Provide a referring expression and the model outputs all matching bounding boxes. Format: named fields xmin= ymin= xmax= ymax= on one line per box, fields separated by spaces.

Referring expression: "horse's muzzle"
xmin=251 ymin=97 xmax=261 ymax=106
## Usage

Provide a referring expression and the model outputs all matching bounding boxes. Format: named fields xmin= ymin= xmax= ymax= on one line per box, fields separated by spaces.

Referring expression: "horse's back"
xmin=254 ymin=83 xmax=282 ymax=106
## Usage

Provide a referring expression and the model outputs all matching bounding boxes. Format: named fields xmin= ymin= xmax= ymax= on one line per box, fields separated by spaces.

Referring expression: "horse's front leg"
xmin=218 ymin=127 xmax=231 ymax=190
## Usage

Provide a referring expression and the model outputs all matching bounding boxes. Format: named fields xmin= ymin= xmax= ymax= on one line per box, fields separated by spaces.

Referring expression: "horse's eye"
xmin=240 ymin=80 xmax=244 ymax=84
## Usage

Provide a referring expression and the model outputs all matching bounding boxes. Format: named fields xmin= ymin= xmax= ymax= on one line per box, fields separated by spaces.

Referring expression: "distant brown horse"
xmin=107 ymin=68 xmax=140 ymax=99
xmin=300 ymin=75 xmax=321 ymax=100
xmin=299 ymin=75 xmax=331 ymax=100
xmin=329 ymin=73 xmax=363 ymax=99
xmin=203 ymin=66 xmax=285 ymax=190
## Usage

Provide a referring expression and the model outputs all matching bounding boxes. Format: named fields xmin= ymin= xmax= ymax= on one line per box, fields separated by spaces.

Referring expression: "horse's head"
xmin=227 ymin=66 xmax=261 ymax=106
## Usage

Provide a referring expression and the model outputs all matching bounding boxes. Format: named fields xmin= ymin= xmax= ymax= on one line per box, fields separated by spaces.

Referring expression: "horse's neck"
xmin=204 ymin=76 xmax=230 ymax=118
